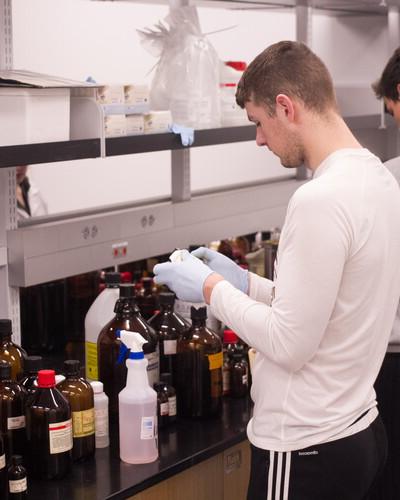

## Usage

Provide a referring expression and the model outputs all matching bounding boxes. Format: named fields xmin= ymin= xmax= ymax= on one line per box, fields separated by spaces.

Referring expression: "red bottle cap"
xmin=225 ymin=61 xmax=247 ymax=72
xmin=37 ymin=370 xmax=56 ymax=388
xmin=120 ymin=272 xmax=132 ymax=283
xmin=223 ymin=330 xmax=239 ymax=344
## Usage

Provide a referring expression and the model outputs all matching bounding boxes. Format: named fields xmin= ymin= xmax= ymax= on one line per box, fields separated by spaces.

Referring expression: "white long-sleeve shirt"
xmin=211 ymin=148 xmax=400 ymax=452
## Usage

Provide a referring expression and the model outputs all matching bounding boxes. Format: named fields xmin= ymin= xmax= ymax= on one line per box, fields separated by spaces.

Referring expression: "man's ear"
xmin=275 ymin=94 xmax=295 ymax=122
xmin=396 ymin=83 xmax=400 ymax=100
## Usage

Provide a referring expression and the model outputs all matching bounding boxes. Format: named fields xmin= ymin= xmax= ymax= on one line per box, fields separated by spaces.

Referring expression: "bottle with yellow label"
xmin=58 ymin=360 xmax=95 ymax=462
xmin=175 ymin=306 xmax=222 ymax=418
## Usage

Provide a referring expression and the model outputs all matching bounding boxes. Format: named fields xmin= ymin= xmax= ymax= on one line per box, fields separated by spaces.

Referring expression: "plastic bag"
xmin=138 ymin=7 xmax=221 ymax=129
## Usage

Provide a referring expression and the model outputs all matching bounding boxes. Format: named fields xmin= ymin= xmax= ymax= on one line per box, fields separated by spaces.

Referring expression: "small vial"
xmin=8 ymin=455 xmax=27 ymax=499
xmin=90 ymin=381 xmax=110 ymax=448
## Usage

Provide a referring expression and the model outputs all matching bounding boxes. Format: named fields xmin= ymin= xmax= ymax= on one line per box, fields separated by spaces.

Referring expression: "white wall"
xmin=12 ymin=0 xmax=295 ymax=215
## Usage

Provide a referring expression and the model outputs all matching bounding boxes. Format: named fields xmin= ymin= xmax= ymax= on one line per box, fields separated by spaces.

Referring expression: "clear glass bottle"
xmin=8 ymin=455 xmax=28 ymax=499
xmin=0 ymin=320 xmax=26 ymax=381
xmin=98 ymin=283 xmax=159 ymax=414
xmin=175 ymin=307 xmax=223 ymax=418
xmin=148 ymin=292 xmax=190 ymax=385
xmin=58 ymin=360 xmax=95 ymax=462
xmin=90 ymin=381 xmax=109 ymax=449
xmin=25 ymin=369 xmax=72 ymax=479
xmin=0 ymin=362 xmax=27 ymax=460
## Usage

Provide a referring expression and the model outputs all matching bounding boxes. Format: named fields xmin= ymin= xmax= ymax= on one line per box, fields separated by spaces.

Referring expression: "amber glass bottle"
xmin=98 ymin=284 xmax=159 ymax=414
xmin=136 ymin=277 xmax=158 ymax=320
xmin=26 ymin=369 xmax=72 ymax=479
xmin=0 ymin=362 xmax=27 ymax=460
xmin=0 ymin=320 xmax=26 ymax=381
xmin=175 ymin=307 xmax=222 ymax=418
xmin=58 ymin=360 xmax=95 ymax=462
xmin=148 ymin=292 xmax=190 ymax=385
xmin=0 ymin=433 xmax=6 ymax=499
xmin=8 ymin=455 xmax=28 ymax=499
xmin=20 ymin=355 xmax=43 ymax=404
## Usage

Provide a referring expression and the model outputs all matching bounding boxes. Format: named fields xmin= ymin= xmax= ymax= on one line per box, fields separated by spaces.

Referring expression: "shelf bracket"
xmin=0 ymin=0 xmax=12 ymax=70
xmin=171 ymin=149 xmax=191 ymax=202
xmin=0 ymin=168 xmax=21 ymax=343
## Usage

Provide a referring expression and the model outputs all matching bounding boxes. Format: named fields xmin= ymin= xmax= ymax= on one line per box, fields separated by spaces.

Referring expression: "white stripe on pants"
xmin=266 ymin=451 xmax=292 ymax=500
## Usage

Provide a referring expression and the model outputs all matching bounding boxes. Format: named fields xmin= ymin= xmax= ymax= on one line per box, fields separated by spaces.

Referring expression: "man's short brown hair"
xmin=372 ymin=47 xmax=400 ymax=101
xmin=236 ymin=41 xmax=337 ymax=116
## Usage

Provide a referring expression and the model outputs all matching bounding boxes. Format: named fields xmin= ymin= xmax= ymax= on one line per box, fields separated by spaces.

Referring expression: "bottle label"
xmin=160 ymin=402 xmax=169 ymax=416
xmin=72 ymin=408 xmax=95 ymax=438
xmin=242 ymin=374 xmax=248 ymax=386
xmin=7 ymin=415 xmax=26 ymax=430
xmin=207 ymin=351 xmax=223 ymax=371
xmin=140 ymin=416 xmax=155 ymax=440
xmin=85 ymin=341 xmax=99 ymax=380
xmin=0 ymin=454 xmax=5 ymax=470
xmin=223 ymin=367 xmax=231 ymax=394
xmin=9 ymin=477 xmax=27 ymax=493
xmin=163 ymin=339 xmax=177 ymax=355
xmin=146 ymin=350 xmax=160 ymax=388
xmin=94 ymin=407 xmax=109 ymax=438
xmin=168 ymin=396 xmax=177 ymax=417
xmin=49 ymin=419 xmax=73 ymax=454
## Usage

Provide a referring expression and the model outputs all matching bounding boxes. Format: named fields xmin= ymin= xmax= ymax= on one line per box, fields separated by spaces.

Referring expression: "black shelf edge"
xmin=106 ymin=125 xmax=256 ymax=157
xmin=0 ymin=139 xmax=101 ymax=168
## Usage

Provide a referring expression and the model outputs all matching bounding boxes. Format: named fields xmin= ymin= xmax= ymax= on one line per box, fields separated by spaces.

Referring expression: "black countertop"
xmin=28 ymin=397 xmax=253 ymax=500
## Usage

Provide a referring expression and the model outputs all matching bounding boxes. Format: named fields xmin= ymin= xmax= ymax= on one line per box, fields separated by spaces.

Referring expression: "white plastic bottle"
xmin=90 ymin=381 xmax=110 ymax=449
xmin=219 ymin=60 xmax=248 ymax=126
xmin=118 ymin=330 xmax=158 ymax=464
xmin=84 ymin=272 xmax=120 ymax=381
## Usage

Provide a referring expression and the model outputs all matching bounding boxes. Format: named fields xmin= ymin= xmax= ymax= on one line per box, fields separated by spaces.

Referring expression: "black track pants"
xmin=247 ymin=414 xmax=387 ymax=500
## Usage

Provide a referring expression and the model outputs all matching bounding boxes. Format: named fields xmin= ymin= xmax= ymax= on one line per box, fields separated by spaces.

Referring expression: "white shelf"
xmin=7 ymin=177 xmax=301 ymax=287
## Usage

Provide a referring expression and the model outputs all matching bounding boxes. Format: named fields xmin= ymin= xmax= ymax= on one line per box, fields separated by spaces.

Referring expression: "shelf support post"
xmin=0 ymin=168 xmax=21 ymax=343
xmin=295 ymin=1 xmax=312 ymax=181
xmin=0 ymin=0 xmax=13 ymax=70
xmin=171 ymin=149 xmax=191 ymax=202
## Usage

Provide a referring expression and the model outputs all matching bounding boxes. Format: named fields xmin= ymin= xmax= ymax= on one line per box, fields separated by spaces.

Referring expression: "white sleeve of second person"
xmin=247 ymin=272 xmax=274 ymax=306
xmin=210 ymin=188 xmax=350 ymax=372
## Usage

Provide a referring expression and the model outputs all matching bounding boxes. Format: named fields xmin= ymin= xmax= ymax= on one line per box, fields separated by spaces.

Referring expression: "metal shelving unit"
xmin=1 ymin=0 xmax=399 ymax=343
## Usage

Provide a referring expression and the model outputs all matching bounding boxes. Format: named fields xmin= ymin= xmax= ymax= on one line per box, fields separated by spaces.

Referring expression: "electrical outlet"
xmin=112 ymin=242 xmax=128 ymax=258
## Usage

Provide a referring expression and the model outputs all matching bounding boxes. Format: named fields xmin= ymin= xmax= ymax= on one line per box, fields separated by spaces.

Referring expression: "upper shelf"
xmin=0 ymin=125 xmax=256 ymax=168
xmin=94 ymin=0 xmax=400 ymax=16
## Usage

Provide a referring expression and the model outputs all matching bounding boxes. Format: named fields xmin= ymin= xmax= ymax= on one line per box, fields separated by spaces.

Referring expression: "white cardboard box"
xmin=0 ymin=87 xmax=70 ymax=146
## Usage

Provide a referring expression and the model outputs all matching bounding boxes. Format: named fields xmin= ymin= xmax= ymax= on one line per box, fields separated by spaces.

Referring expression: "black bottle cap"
xmin=64 ymin=359 xmax=80 ymax=376
xmin=24 ymin=355 xmax=43 ymax=374
xmin=0 ymin=361 xmax=12 ymax=380
xmin=160 ymin=373 xmax=172 ymax=386
xmin=0 ymin=319 xmax=12 ymax=338
xmin=159 ymin=293 xmax=175 ymax=306
xmin=153 ymin=381 xmax=166 ymax=392
xmin=119 ymin=283 xmax=135 ymax=298
xmin=190 ymin=306 xmax=207 ymax=321
xmin=10 ymin=455 xmax=23 ymax=467
xmin=104 ymin=272 xmax=121 ymax=287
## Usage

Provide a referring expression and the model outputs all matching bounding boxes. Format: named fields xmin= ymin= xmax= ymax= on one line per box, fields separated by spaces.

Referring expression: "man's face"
xmin=245 ymin=99 xmax=304 ymax=169
xmin=16 ymin=165 xmax=28 ymax=185
xmin=384 ymin=97 xmax=400 ymax=127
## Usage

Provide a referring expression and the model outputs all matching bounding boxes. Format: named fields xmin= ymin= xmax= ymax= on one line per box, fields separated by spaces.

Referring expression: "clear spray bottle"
xmin=118 ymin=330 xmax=158 ymax=464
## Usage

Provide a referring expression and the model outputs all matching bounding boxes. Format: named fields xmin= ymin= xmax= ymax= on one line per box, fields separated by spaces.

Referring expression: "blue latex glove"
xmin=168 ymin=123 xmax=194 ymax=147
xmin=191 ymin=247 xmax=249 ymax=294
xmin=153 ymin=250 xmax=214 ymax=303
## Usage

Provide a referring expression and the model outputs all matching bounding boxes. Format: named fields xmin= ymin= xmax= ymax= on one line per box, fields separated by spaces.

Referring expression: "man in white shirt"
xmin=154 ymin=41 xmax=400 ymax=500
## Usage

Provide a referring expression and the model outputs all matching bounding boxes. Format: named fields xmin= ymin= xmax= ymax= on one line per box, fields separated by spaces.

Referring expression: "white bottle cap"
xmin=90 ymin=381 xmax=104 ymax=394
